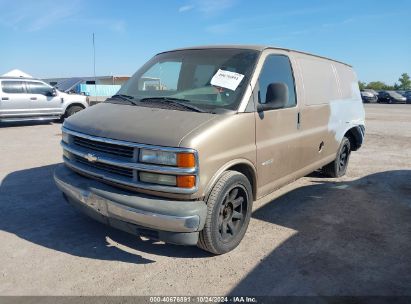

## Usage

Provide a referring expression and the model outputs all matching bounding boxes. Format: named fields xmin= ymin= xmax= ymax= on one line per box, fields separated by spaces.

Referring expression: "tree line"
xmin=359 ymin=73 xmax=411 ymax=91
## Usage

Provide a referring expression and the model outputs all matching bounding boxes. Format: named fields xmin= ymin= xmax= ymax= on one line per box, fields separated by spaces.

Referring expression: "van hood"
xmin=63 ymin=102 xmax=217 ymax=147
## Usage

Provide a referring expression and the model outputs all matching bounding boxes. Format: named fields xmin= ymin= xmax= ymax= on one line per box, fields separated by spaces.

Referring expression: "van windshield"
xmin=116 ymin=49 xmax=259 ymax=113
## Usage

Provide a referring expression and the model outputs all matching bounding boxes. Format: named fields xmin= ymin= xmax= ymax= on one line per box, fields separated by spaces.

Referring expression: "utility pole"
xmin=93 ymin=33 xmax=97 ymax=104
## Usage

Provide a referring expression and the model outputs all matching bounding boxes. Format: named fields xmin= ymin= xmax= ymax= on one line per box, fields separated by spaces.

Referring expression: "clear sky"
xmin=0 ymin=0 xmax=410 ymax=84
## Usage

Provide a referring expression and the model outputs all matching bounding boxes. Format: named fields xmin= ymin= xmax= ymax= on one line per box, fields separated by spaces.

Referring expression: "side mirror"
xmin=258 ymin=82 xmax=289 ymax=112
xmin=51 ymin=88 xmax=58 ymax=97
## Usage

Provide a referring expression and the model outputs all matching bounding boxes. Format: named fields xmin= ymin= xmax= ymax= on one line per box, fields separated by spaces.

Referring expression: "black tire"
xmin=322 ymin=137 xmax=351 ymax=178
xmin=198 ymin=171 xmax=253 ymax=254
xmin=64 ymin=105 xmax=84 ymax=119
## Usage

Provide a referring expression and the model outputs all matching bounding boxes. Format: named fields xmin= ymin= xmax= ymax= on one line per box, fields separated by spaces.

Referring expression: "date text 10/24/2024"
xmin=149 ymin=297 xmax=258 ymax=303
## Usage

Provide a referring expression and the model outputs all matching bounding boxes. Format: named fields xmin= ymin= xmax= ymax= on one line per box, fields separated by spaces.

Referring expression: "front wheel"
xmin=322 ymin=137 xmax=351 ymax=178
xmin=198 ymin=171 xmax=253 ymax=254
xmin=64 ymin=105 xmax=84 ymax=119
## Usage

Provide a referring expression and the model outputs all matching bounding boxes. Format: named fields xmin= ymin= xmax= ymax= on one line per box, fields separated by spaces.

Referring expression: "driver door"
xmin=255 ymin=54 xmax=302 ymax=197
xmin=26 ymin=81 xmax=63 ymax=115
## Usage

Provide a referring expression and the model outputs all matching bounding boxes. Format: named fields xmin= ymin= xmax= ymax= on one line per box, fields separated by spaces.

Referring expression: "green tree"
xmin=366 ymin=81 xmax=388 ymax=90
xmin=398 ymin=73 xmax=411 ymax=90
xmin=358 ymin=81 xmax=366 ymax=90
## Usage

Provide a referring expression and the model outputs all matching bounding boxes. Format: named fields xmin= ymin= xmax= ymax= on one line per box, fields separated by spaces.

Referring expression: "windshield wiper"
xmin=108 ymin=94 xmax=139 ymax=105
xmin=139 ymin=97 xmax=207 ymax=113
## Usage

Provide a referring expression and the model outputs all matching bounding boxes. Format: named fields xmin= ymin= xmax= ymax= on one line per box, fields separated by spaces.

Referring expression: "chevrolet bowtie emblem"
xmin=84 ymin=153 xmax=98 ymax=162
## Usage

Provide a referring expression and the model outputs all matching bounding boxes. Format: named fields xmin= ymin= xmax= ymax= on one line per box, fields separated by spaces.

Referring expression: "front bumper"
xmin=54 ymin=164 xmax=207 ymax=245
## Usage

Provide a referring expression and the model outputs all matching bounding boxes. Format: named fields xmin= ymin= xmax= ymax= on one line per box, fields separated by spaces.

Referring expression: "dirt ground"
xmin=0 ymin=103 xmax=410 ymax=296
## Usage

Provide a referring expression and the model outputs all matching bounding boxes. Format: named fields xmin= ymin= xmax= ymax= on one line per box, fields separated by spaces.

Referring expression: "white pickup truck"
xmin=0 ymin=77 xmax=88 ymax=122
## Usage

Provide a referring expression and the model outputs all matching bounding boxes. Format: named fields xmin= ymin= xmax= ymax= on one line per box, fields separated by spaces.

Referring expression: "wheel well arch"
xmin=205 ymin=160 xmax=258 ymax=201
xmin=228 ymin=163 xmax=257 ymax=200
xmin=344 ymin=125 xmax=365 ymax=151
xmin=64 ymin=103 xmax=86 ymax=113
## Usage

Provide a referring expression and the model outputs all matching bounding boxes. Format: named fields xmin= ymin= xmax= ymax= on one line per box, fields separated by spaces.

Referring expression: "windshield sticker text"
xmin=210 ymin=69 xmax=245 ymax=91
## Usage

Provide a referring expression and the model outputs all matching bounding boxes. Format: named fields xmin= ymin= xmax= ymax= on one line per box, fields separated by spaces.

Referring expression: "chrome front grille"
xmin=73 ymin=135 xmax=134 ymax=158
xmin=73 ymin=155 xmax=134 ymax=178
xmin=61 ymin=127 xmax=198 ymax=194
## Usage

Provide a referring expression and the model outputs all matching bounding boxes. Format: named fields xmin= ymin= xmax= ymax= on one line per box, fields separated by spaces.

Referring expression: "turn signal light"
xmin=177 ymin=153 xmax=196 ymax=168
xmin=177 ymin=175 xmax=196 ymax=188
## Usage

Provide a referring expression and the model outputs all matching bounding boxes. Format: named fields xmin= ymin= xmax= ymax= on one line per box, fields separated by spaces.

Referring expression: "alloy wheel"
xmin=218 ymin=186 xmax=248 ymax=243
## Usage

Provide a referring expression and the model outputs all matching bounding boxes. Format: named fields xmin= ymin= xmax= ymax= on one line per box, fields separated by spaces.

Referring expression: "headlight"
xmin=139 ymin=149 xmax=177 ymax=166
xmin=62 ymin=131 xmax=69 ymax=144
xmin=139 ymin=149 xmax=195 ymax=168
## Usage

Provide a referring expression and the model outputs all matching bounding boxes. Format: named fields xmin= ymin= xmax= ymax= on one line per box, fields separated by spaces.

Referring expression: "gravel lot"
xmin=0 ymin=104 xmax=410 ymax=296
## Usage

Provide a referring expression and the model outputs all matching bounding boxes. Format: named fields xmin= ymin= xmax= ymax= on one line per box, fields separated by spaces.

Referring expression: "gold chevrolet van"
xmin=54 ymin=45 xmax=365 ymax=254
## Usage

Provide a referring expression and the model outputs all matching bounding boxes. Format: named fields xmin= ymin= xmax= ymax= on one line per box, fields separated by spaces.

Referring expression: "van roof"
xmin=160 ymin=45 xmax=352 ymax=67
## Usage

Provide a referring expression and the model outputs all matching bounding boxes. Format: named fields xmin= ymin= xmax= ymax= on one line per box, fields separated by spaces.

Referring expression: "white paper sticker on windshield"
xmin=210 ymin=69 xmax=245 ymax=91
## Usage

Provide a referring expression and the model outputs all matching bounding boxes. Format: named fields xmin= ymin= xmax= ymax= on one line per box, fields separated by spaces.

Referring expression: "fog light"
xmin=63 ymin=149 xmax=71 ymax=159
xmin=139 ymin=172 xmax=176 ymax=186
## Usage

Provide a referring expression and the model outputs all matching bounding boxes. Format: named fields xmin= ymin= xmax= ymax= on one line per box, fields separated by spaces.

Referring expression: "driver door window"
xmin=258 ymin=55 xmax=296 ymax=108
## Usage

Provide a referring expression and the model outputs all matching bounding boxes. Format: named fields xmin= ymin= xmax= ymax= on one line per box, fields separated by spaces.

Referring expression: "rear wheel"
xmin=198 ymin=171 xmax=253 ymax=254
xmin=322 ymin=137 xmax=351 ymax=178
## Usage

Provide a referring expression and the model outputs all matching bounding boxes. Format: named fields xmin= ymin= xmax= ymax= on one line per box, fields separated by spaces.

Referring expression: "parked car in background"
xmin=0 ymin=77 xmax=88 ymax=122
xmin=404 ymin=91 xmax=411 ymax=104
xmin=363 ymin=89 xmax=379 ymax=96
xmin=361 ymin=90 xmax=378 ymax=103
xmin=362 ymin=89 xmax=379 ymax=102
xmin=378 ymin=91 xmax=407 ymax=104
xmin=54 ymin=45 xmax=365 ymax=254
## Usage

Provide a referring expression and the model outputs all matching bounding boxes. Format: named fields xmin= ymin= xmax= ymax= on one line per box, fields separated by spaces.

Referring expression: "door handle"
xmin=297 ymin=112 xmax=301 ymax=129
xmin=30 ymin=97 xmax=37 ymax=100
xmin=1 ymin=97 xmax=9 ymax=100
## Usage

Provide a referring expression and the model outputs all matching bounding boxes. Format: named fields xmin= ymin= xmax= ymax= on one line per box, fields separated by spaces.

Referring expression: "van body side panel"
xmin=249 ymin=51 xmax=364 ymax=199
xmin=179 ymin=113 xmax=256 ymax=199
